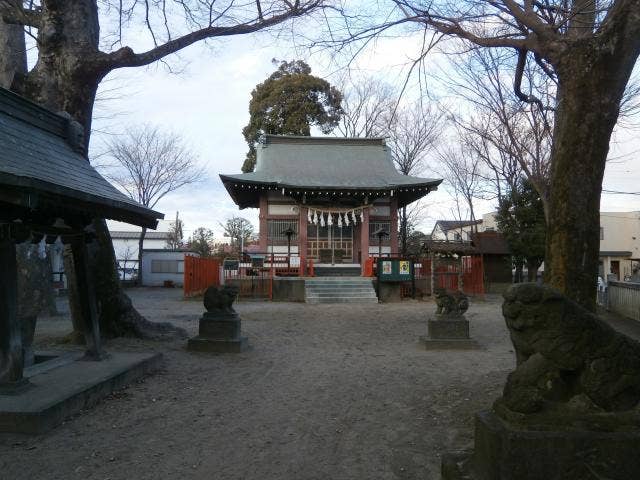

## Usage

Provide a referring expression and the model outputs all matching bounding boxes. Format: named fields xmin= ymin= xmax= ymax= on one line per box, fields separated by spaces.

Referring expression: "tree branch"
xmin=0 ymin=1 xmax=41 ymax=28
xmin=104 ymin=1 xmax=322 ymax=70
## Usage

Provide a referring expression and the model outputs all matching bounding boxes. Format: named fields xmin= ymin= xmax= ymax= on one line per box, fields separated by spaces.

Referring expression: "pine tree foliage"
xmin=241 ymin=60 xmax=343 ymax=172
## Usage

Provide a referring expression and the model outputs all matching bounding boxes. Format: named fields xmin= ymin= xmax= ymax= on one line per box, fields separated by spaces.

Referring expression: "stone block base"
xmin=442 ymin=410 xmax=640 ymax=480
xmin=419 ymin=336 xmax=481 ymax=350
xmin=428 ymin=317 xmax=469 ymax=338
xmin=188 ymin=336 xmax=249 ymax=353
xmin=421 ymin=316 xmax=481 ymax=349
xmin=0 ymin=351 xmax=162 ymax=434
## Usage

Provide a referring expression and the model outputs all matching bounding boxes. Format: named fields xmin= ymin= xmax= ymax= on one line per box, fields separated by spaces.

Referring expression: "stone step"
xmin=314 ymin=267 xmax=362 ymax=277
xmin=306 ymin=291 xmax=378 ymax=298
xmin=305 ymin=288 xmax=375 ymax=294
xmin=306 ymin=296 xmax=379 ymax=304
xmin=304 ymin=276 xmax=377 ymax=304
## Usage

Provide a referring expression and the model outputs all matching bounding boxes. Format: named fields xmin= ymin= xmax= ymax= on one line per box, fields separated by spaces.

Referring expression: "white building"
xmin=110 ymin=230 xmax=171 ymax=275
xmin=140 ymin=250 xmax=197 ymax=287
xmin=599 ymin=211 xmax=640 ymax=281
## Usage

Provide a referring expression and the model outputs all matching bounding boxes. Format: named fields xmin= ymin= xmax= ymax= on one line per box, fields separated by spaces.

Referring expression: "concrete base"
xmin=419 ymin=336 xmax=482 ymax=350
xmin=420 ymin=316 xmax=481 ymax=349
xmin=442 ymin=410 xmax=640 ymax=480
xmin=187 ymin=312 xmax=249 ymax=353
xmin=0 ymin=351 xmax=162 ymax=434
xmin=188 ymin=336 xmax=249 ymax=353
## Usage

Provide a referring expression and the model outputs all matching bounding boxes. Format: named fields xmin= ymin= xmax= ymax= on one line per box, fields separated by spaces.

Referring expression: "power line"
xmin=602 ymin=189 xmax=640 ymax=196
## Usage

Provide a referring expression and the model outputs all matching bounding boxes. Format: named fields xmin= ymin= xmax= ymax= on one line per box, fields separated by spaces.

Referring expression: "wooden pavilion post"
xmin=259 ymin=194 xmax=268 ymax=252
xmin=390 ymin=197 xmax=399 ymax=255
xmin=299 ymin=206 xmax=308 ymax=276
xmin=360 ymin=208 xmax=370 ymax=276
xmin=70 ymin=236 xmax=104 ymax=360
xmin=0 ymin=227 xmax=25 ymax=388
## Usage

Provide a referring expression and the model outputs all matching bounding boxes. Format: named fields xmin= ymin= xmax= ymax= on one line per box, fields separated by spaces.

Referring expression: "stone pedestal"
xmin=420 ymin=314 xmax=480 ymax=349
xmin=442 ymin=410 xmax=640 ymax=480
xmin=188 ymin=313 xmax=248 ymax=353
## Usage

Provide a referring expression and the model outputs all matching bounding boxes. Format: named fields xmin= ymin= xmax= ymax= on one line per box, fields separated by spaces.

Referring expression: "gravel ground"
xmin=1 ymin=288 xmax=518 ymax=480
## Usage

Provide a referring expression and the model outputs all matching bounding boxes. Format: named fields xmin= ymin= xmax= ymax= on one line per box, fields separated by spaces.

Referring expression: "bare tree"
xmin=220 ymin=217 xmax=254 ymax=257
xmin=437 ymin=140 xmax=491 ymax=232
xmin=326 ymin=0 xmax=640 ymax=310
xmin=0 ymin=0 xmax=324 ymax=338
xmin=447 ymin=49 xmax=554 ymax=218
xmin=104 ymin=125 xmax=203 ymax=284
xmin=387 ymin=102 xmax=443 ymax=254
xmin=336 ymin=77 xmax=396 ymax=137
xmin=166 ymin=211 xmax=185 ymax=250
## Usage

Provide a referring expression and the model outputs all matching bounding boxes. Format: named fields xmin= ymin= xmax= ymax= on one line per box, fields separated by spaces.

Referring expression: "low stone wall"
xmin=271 ymin=278 xmax=305 ymax=302
xmin=608 ymin=281 xmax=640 ymax=321
xmin=377 ymin=282 xmax=402 ymax=302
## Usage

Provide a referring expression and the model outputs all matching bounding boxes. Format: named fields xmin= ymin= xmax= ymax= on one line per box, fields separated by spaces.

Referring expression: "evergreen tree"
xmin=187 ymin=228 xmax=215 ymax=258
xmin=496 ymin=178 xmax=546 ymax=282
xmin=241 ymin=60 xmax=343 ymax=172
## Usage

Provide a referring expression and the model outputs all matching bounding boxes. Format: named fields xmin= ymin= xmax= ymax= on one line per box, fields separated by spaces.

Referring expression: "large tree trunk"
xmin=5 ymin=0 xmax=183 ymax=339
xmin=0 ymin=0 xmax=25 ymax=89
xmin=546 ymin=42 xmax=639 ymax=311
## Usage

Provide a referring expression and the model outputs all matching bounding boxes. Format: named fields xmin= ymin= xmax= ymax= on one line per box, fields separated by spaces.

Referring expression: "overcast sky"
xmin=97 ymin=26 xmax=640 ymax=240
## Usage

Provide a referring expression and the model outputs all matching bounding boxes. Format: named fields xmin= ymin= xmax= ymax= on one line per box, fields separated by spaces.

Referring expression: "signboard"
xmin=289 ymin=256 xmax=301 ymax=267
xmin=377 ymin=258 xmax=414 ymax=282
xmin=223 ymin=259 xmax=239 ymax=270
xmin=251 ymin=256 xmax=264 ymax=268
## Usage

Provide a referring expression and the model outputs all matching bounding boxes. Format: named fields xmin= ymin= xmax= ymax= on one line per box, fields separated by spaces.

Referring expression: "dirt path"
xmin=1 ymin=289 xmax=516 ymax=480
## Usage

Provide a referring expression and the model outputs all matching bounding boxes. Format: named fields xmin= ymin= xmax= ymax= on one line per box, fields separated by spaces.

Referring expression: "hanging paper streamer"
xmin=313 ymin=210 xmax=318 ymax=224
xmin=360 ymin=210 xmax=364 ymax=223
xmin=337 ymin=213 xmax=343 ymax=228
xmin=308 ymin=209 xmax=312 ymax=223
xmin=320 ymin=213 xmax=325 ymax=227
xmin=344 ymin=211 xmax=350 ymax=226
xmin=327 ymin=213 xmax=333 ymax=226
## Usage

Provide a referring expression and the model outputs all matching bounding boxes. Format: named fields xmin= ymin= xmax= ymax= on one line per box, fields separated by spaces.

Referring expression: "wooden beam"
xmin=70 ymin=237 xmax=104 ymax=360
xmin=0 ymin=227 xmax=25 ymax=387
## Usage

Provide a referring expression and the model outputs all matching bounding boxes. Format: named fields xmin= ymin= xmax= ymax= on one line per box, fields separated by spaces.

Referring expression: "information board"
xmin=377 ymin=258 xmax=414 ymax=282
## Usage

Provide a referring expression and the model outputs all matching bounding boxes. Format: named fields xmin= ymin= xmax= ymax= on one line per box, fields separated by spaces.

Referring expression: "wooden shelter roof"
xmin=0 ymin=88 xmax=163 ymax=229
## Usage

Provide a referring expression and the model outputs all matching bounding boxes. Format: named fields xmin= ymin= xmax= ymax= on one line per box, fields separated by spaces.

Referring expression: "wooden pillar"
xmin=390 ymin=197 xmax=399 ymax=256
xmin=430 ymin=251 xmax=435 ymax=296
xmin=259 ymin=194 xmax=268 ymax=252
xmin=0 ymin=229 xmax=24 ymax=388
xmin=360 ymin=208 xmax=370 ymax=275
xmin=299 ymin=206 xmax=308 ymax=276
xmin=70 ymin=237 xmax=104 ymax=360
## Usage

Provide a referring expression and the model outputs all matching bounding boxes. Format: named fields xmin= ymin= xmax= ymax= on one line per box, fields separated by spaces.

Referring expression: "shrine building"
xmin=220 ymin=135 xmax=442 ymax=275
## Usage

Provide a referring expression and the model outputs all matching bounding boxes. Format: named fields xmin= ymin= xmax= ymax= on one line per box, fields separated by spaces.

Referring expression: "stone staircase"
xmin=305 ymin=277 xmax=378 ymax=304
xmin=314 ymin=266 xmax=362 ymax=277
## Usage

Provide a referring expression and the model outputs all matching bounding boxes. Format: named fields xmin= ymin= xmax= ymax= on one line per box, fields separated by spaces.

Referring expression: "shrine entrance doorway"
xmin=308 ymin=224 xmax=354 ymax=265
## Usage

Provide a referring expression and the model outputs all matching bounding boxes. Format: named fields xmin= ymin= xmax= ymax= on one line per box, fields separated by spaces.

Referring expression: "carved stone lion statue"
xmin=499 ymin=283 xmax=640 ymax=418
xmin=434 ymin=288 xmax=469 ymax=315
xmin=203 ymin=285 xmax=239 ymax=314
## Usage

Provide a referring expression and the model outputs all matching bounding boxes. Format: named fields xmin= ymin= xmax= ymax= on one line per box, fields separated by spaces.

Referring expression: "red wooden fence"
xmin=184 ymin=255 xmax=220 ymax=297
xmin=414 ymin=256 xmax=484 ymax=296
